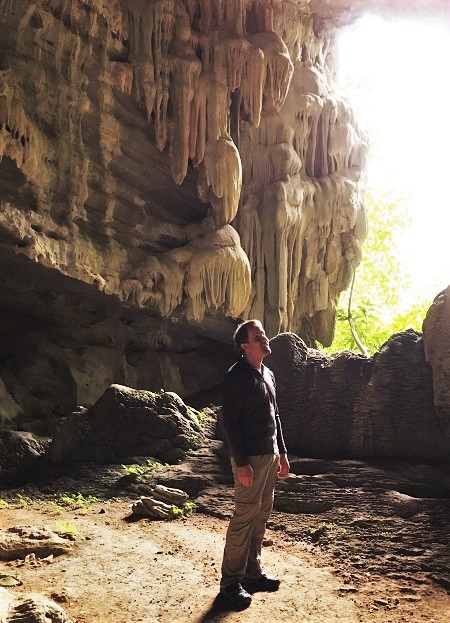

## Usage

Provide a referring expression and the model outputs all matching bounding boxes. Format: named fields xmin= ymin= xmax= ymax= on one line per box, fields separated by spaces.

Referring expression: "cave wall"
xmin=266 ymin=287 xmax=450 ymax=462
xmin=0 ymin=0 xmax=448 ymax=427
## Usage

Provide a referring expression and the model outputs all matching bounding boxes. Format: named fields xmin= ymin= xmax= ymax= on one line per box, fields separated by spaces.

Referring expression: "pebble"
xmin=374 ymin=598 xmax=389 ymax=606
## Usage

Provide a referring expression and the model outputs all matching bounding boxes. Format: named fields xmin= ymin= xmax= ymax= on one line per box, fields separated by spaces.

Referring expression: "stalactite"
xmin=122 ymin=254 xmax=185 ymax=315
xmin=185 ymin=225 xmax=251 ymax=322
xmin=199 ymin=136 xmax=242 ymax=226
xmin=247 ymin=31 xmax=294 ymax=111
xmin=0 ymin=0 xmax=371 ymax=342
xmin=241 ymin=44 xmax=266 ymax=126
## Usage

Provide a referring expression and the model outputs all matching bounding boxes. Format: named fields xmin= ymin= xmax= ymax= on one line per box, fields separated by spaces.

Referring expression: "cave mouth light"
xmin=336 ymin=14 xmax=450 ymax=303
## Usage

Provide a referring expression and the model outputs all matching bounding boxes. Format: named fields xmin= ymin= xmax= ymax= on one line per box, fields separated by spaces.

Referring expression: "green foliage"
xmin=0 ymin=499 xmax=9 ymax=508
xmin=54 ymin=520 xmax=78 ymax=538
xmin=328 ymin=188 xmax=433 ymax=354
xmin=16 ymin=493 xmax=28 ymax=508
xmin=170 ymin=501 xmax=196 ymax=519
xmin=183 ymin=501 xmax=196 ymax=516
xmin=170 ymin=504 xmax=184 ymax=518
xmin=50 ymin=492 xmax=99 ymax=515
xmin=121 ymin=459 xmax=167 ymax=476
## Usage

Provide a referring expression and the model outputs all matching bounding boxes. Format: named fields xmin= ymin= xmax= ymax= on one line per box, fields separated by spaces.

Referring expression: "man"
xmin=219 ymin=319 xmax=290 ymax=609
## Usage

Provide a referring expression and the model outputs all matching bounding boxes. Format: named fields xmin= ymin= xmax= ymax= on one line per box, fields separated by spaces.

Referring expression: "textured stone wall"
xmin=423 ymin=286 xmax=450 ymax=433
xmin=267 ymin=311 xmax=450 ymax=462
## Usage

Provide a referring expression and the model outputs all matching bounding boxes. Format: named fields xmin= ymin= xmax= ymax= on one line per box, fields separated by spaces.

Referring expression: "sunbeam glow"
xmin=336 ymin=14 xmax=450 ymax=304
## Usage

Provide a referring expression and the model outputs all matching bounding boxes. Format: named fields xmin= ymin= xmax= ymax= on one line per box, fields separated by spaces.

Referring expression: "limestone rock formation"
xmin=266 ymin=330 xmax=449 ymax=462
xmin=49 ymin=383 xmax=205 ymax=463
xmin=131 ymin=483 xmax=190 ymax=518
xmin=266 ymin=332 xmax=372 ymax=457
xmin=0 ymin=0 xmax=368 ymax=424
xmin=0 ymin=0 xmax=448 ymax=427
xmin=0 ymin=526 xmax=73 ymax=561
xmin=0 ymin=589 xmax=72 ymax=623
xmin=0 ymin=429 xmax=50 ymax=485
xmin=423 ymin=286 xmax=450 ymax=429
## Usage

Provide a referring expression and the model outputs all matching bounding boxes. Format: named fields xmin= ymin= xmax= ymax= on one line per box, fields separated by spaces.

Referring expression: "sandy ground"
xmin=1 ymin=498 xmax=449 ymax=623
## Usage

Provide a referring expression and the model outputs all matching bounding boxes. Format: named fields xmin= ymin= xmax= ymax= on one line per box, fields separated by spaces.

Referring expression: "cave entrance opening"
xmin=330 ymin=13 xmax=450 ymax=353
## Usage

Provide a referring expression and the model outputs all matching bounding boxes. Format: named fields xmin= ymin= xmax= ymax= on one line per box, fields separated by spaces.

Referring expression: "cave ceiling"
xmin=0 ymin=0 xmax=449 ymax=415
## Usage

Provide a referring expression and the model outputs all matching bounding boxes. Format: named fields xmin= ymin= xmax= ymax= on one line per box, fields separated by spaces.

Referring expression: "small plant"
xmin=54 ymin=520 xmax=77 ymax=539
xmin=186 ymin=405 xmax=207 ymax=425
xmin=170 ymin=505 xmax=184 ymax=518
xmin=0 ymin=499 xmax=9 ymax=508
xmin=121 ymin=459 xmax=167 ymax=476
xmin=304 ymin=522 xmax=347 ymax=543
xmin=52 ymin=492 xmax=99 ymax=514
xmin=183 ymin=501 xmax=196 ymax=516
xmin=16 ymin=493 xmax=28 ymax=508
xmin=170 ymin=501 xmax=196 ymax=519
xmin=49 ymin=501 xmax=65 ymax=515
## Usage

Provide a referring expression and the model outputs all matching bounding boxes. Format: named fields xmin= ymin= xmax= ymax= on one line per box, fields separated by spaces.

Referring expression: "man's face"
xmin=242 ymin=324 xmax=271 ymax=359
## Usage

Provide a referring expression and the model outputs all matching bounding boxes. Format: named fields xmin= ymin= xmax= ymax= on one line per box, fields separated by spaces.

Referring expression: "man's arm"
xmin=221 ymin=371 xmax=249 ymax=468
xmin=270 ymin=371 xmax=289 ymax=478
xmin=237 ymin=464 xmax=254 ymax=486
xmin=278 ymin=453 xmax=290 ymax=478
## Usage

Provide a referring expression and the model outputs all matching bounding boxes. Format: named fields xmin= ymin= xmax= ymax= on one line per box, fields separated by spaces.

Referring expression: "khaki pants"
xmin=220 ymin=454 xmax=279 ymax=588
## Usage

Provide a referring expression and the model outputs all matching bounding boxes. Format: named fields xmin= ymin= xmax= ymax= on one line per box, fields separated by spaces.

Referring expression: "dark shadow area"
xmin=194 ymin=593 xmax=251 ymax=622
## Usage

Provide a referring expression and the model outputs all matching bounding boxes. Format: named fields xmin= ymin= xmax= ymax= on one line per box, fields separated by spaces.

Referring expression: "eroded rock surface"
xmin=0 ymin=0 xmax=448 ymax=518
xmin=423 ymin=286 xmax=450 ymax=428
xmin=0 ymin=526 xmax=73 ymax=562
xmin=49 ymin=383 xmax=205 ymax=464
xmin=266 ymin=330 xmax=449 ymax=462
xmin=0 ymin=589 xmax=71 ymax=623
xmin=0 ymin=0 xmax=368 ymax=426
xmin=0 ymin=430 xmax=50 ymax=485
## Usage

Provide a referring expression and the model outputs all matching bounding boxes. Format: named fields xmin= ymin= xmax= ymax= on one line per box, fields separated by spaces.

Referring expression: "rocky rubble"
xmin=131 ymin=484 xmax=190 ymax=519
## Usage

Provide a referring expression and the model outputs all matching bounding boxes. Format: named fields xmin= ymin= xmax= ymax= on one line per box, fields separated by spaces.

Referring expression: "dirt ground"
xmin=1 ymin=493 xmax=450 ymax=623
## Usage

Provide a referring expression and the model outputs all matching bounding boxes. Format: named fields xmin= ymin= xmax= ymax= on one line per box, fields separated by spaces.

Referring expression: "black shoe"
xmin=220 ymin=583 xmax=252 ymax=609
xmin=242 ymin=572 xmax=280 ymax=592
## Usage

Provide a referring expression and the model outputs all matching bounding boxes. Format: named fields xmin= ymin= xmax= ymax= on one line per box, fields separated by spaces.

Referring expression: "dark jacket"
xmin=221 ymin=357 xmax=287 ymax=467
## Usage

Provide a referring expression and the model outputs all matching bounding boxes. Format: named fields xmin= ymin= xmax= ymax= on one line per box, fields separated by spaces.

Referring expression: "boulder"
xmin=0 ymin=430 xmax=50 ymax=485
xmin=0 ymin=589 xmax=71 ymax=623
xmin=0 ymin=526 xmax=73 ymax=561
xmin=423 ymin=286 xmax=450 ymax=427
xmin=49 ymin=384 xmax=205 ymax=464
xmin=266 ymin=330 xmax=449 ymax=462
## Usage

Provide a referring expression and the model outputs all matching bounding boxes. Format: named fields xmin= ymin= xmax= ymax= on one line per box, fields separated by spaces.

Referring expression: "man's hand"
xmin=237 ymin=464 xmax=254 ymax=487
xmin=277 ymin=454 xmax=290 ymax=479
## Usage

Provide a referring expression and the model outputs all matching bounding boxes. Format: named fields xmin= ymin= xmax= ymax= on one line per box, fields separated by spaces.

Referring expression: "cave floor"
xmin=1 ymin=450 xmax=450 ymax=622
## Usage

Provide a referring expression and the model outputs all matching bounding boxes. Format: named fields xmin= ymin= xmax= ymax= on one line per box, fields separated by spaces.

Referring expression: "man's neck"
xmin=243 ymin=354 xmax=264 ymax=372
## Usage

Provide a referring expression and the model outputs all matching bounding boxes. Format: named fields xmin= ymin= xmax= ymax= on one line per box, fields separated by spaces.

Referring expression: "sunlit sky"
xmin=336 ymin=14 xmax=450 ymax=303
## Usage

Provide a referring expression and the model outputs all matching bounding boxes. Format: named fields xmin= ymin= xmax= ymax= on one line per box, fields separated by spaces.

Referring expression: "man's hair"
xmin=233 ymin=319 xmax=263 ymax=350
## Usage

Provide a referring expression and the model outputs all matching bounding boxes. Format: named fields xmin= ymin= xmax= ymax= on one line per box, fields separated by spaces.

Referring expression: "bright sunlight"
xmin=336 ymin=14 xmax=450 ymax=305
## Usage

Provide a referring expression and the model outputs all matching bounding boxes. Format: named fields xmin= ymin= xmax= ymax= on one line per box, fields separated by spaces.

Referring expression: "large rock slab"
xmin=266 ymin=330 xmax=449 ymax=462
xmin=0 ymin=430 xmax=50 ymax=485
xmin=0 ymin=526 xmax=73 ymax=561
xmin=423 ymin=286 xmax=450 ymax=429
xmin=352 ymin=330 xmax=443 ymax=460
xmin=49 ymin=384 xmax=205 ymax=464
xmin=0 ymin=589 xmax=71 ymax=623
xmin=266 ymin=332 xmax=372 ymax=457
